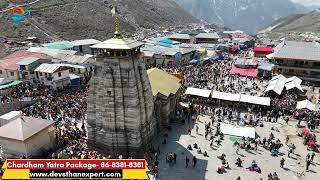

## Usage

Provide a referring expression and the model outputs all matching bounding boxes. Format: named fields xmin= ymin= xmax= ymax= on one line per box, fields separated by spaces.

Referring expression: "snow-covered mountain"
xmin=175 ymin=0 xmax=308 ymax=33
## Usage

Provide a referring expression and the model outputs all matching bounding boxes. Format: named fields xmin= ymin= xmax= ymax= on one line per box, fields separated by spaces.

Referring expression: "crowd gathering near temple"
xmin=0 ymin=24 xmax=320 ymax=180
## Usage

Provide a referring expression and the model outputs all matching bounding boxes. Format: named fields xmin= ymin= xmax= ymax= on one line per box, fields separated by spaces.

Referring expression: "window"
xmin=10 ymin=72 xmax=14 ymax=76
xmin=58 ymin=72 xmax=62 ymax=77
xmin=0 ymin=70 xmax=2 ymax=74
xmin=39 ymin=72 xmax=43 ymax=76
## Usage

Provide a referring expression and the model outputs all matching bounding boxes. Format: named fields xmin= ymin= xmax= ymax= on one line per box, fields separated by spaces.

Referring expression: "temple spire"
xmin=111 ymin=5 xmax=122 ymax=39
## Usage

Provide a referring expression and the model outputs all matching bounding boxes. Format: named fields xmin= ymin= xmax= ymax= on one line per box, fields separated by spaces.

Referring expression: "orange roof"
xmin=0 ymin=50 xmax=47 ymax=71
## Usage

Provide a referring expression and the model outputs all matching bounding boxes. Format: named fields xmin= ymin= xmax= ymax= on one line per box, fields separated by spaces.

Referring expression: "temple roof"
xmin=90 ymin=38 xmax=144 ymax=50
xmin=147 ymin=68 xmax=181 ymax=97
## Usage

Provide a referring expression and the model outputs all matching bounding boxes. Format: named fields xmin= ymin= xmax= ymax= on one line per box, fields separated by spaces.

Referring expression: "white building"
xmin=71 ymin=39 xmax=101 ymax=55
xmin=17 ymin=57 xmax=50 ymax=81
xmin=0 ymin=113 xmax=55 ymax=157
xmin=34 ymin=63 xmax=70 ymax=89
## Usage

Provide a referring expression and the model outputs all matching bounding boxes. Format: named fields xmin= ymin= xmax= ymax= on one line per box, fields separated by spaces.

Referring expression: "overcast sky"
xmin=291 ymin=0 xmax=320 ymax=6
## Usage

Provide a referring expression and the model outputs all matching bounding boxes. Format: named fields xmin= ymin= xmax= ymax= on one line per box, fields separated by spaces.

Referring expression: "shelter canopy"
xmin=220 ymin=123 xmax=256 ymax=138
xmin=296 ymin=100 xmax=318 ymax=111
xmin=211 ymin=90 xmax=270 ymax=106
xmin=265 ymin=75 xmax=287 ymax=95
xmin=185 ymin=87 xmax=211 ymax=97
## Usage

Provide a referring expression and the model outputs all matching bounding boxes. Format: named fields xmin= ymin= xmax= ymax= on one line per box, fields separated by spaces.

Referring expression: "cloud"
xmin=291 ymin=0 xmax=320 ymax=6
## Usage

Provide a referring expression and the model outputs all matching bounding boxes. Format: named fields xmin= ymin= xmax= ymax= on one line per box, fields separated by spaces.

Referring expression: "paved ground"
xmin=148 ymin=115 xmax=320 ymax=180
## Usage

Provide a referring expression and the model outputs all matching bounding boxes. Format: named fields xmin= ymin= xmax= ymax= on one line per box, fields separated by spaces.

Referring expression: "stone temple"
xmin=87 ymin=28 xmax=156 ymax=157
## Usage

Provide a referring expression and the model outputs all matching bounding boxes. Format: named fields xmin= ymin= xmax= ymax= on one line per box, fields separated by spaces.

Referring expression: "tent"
xmin=286 ymin=76 xmax=302 ymax=85
xmin=240 ymin=95 xmax=271 ymax=106
xmin=219 ymin=92 xmax=241 ymax=102
xmin=285 ymin=76 xmax=303 ymax=92
xmin=211 ymin=90 xmax=220 ymax=99
xmin=230 ymin=66 xmax=258 ymax=77
xmin=189 ymin=59 xmax=200 ymax=65
xmin=220 ymin=123 xmax=255 ymax=138
xmin=296 ymin=100 xmax=317 ymax=111
xmin=211 ymin=90 xmax=270 ymax=106
xmin=265 ymin=75 xmax=287 ymax=95
xmin=266 ymin=53 xmax=274 ymax=59
xmin=0 ymin=80 xmax=22 ymax=90
xmin=285 ymin=81 xmax=303 ymax=92
xmin=185 ymin=87 xmax=211 ymax=97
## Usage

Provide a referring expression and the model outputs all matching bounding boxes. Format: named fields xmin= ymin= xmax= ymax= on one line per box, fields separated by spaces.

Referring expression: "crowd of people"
xmin=22 ymin=87 xmax=87 ymax=121
xmin=155 ymin=50 xmax=320 ymax=179
xmin=0 ymin=81 xmax=43 ymax=103
xmin=0 ymin=45 xmax=319 ymax=180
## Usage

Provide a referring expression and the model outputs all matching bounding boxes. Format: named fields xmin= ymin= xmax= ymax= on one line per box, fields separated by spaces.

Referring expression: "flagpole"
xmin=111 ymin=2 xmax=122 ymax=39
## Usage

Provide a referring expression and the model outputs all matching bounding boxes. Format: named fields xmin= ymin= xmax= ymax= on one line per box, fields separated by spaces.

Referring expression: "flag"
xmin=111 ymin=7 xmax=116 ymax=17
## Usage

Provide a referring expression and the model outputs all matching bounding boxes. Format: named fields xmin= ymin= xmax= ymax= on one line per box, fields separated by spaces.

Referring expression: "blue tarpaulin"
xmin=239 ymin=44 xmax=247 ymax=50
xmin=70 ymin=74 xmax=81 ymax=86
xmin=214 ymin=55 xmax=224 ymax=61
xmin=159 ymin=39 xmax=180 ymax=45
xmin=159 ymin=42 xmax=172 ymax=47
xmin=190 ymin=59 xmax=200 ymax=65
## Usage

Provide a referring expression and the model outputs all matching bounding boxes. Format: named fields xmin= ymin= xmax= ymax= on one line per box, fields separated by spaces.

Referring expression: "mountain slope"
xmin=174 ymin=0 xmax=308 ymax=33
xmin=0 ymin=0 xmax=199 ymax=41
xmin=260 ymin=9 xmax=320 ymax=33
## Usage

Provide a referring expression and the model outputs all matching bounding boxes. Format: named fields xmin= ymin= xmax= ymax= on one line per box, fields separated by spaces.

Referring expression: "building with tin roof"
xmin=0 ymin=111 xmax=55 ymax=157
xmin=195 ymin=33 xmax=220 ymax=44
xmin=271 ymin=40 xmax=320 ymax=82
xmin=34 ymin=63 xmax=70 ymax=89
xmin=0 ymin=51 xmax=47 ymax=81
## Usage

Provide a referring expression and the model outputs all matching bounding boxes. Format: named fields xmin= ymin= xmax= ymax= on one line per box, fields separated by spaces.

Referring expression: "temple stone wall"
xmin=87 ymin=55 xmax=156 ymax=157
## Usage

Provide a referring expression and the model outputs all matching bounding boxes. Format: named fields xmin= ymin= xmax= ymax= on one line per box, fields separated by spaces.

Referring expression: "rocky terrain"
xmin=259 ymin=9 xmax=320 ymax=34
xmin=174 ymin=0 xmax=308 ymax=33
xmin=0 ymin=0 xmax=199 ymax=42
xmin=257 ymin=9 xmax=320 ymax=41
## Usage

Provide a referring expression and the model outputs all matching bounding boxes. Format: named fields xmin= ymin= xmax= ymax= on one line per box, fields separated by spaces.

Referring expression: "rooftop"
xmin=0 ymin=111 xmax=21 ymax=121
xmin=253 ymin=46 xmax=273 ymax=53
xmin=273 ymin=40 xmax=320 ymax=61
xmin=27 ymin=47 xmax=77 ymax=58
xmin=16 ymin=57 xmax=41 ymax=66
xmin=34 ymin=63 xmax=63 ymax=73
xmin=52 ymin=54 xmax=94 ymax=64
xmin=143 ymin=51 xmax=155 ymax=57
xmin=90 ymin=38 xmax=144 ymax=50
xmin=42 ymin=41 xmax=74 ymax=50
xmin=0 ymin=51 xmax=47 ymax=71
xmin=70 ymin=39 xmax=101 ymax=46
xmin=0 ymin=80 xmax=22 ymax=90
xmin=0 ymin=115 xmax=53 ymax=141
xmin=169 ymin=33 xmax=191 ymax=40
xmin=195 ymin=33 xmax=220 ymax=39
xmin=147 ymin=68 xmax=181 ymax=97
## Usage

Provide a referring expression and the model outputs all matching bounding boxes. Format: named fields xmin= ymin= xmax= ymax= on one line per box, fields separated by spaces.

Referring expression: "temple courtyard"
xmin=148 ymin=115 xmax=320 ymax=180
